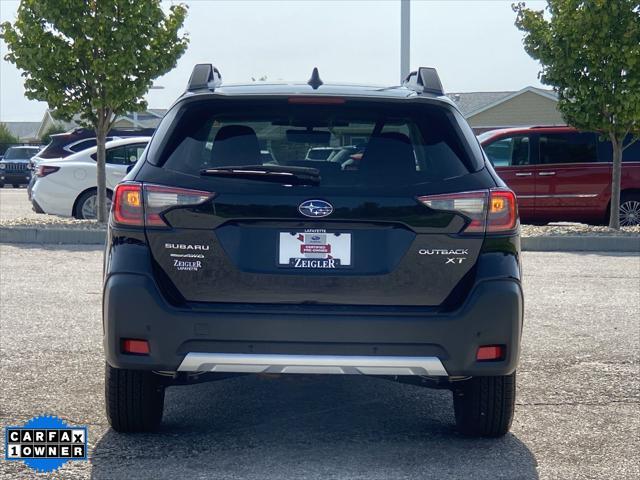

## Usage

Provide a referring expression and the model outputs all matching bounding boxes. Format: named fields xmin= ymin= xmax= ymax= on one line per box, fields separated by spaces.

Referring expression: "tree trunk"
xmin=608 ymin=135 xmax=623 ymax=230
xmin=95 ymin=119 xmax=108 ymax=223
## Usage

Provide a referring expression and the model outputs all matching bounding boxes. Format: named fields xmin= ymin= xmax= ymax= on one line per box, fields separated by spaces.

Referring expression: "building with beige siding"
xmin=447 ymin=86 xmax=565 ymax=134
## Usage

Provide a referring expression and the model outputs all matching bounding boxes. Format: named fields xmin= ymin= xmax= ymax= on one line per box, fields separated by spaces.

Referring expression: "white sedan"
xmin=31 ymin=137 xmax=150 ymax=219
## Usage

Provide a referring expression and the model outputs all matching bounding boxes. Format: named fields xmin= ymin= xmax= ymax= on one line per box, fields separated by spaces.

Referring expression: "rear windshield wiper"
xmin=200 ymin=165 xmax=321 ymax=186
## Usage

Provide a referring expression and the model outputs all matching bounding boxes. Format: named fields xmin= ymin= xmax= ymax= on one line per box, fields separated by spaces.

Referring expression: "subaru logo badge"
xmin=298 ymin=199 xmax=333 ymax=218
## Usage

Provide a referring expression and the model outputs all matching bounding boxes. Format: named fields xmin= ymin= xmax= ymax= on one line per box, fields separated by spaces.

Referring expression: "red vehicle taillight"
xmin=112 ymin=183 xmax=144 ymax=225
xmin=111 ymin=182 xmax=215 ymax=227
xmin=36 ymin=165 xmax=60 ymax=177
xmin=417 ymin=188 xmax=518 ymax=234
xmin=143 ymin=184 xmax=214 ymax=227
xmin=486 ymin=189 xmax=518 ymax=233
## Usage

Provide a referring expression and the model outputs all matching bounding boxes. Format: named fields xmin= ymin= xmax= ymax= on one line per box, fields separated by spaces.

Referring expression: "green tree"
xmin=39 ymin=123 xmax=67 ymax=145
xmin=513 ymin=0 xmax=640 ymax=229
xmin=0 ymin=123 xmax=20 ymax=154
xmin=1 ymin=0 xmax=189 ymax=222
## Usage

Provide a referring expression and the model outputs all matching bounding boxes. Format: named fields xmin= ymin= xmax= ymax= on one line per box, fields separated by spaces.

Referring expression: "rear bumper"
xmin=31 ymin=178 xmax=74 ymax=216
xmin=103 ymin=272 xmax=523 ymax=377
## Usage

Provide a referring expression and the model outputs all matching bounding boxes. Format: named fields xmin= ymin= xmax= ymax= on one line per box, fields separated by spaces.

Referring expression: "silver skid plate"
xmin=177 ymin=353 xmax=448 ymax=376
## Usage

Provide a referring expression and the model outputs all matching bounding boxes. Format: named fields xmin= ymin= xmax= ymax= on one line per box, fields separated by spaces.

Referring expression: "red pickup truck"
xmin=479 ymin=126 xmax=640 ymax=226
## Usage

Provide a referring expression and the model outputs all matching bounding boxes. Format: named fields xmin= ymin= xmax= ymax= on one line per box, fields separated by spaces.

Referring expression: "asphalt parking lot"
xmin=0 ymin=246 xmax=638 ymax=479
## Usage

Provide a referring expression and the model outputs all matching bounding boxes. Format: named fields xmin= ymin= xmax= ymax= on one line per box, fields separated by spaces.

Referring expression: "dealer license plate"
xmin=278 ymin=231 xmax=352 ymax=269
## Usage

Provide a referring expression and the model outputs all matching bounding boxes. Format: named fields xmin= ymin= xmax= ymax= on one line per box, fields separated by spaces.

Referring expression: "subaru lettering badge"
xmin=298 ymin=200 xmax=333 ymax=218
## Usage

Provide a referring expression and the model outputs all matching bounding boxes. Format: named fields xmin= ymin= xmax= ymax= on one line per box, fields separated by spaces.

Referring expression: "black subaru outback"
xmin=103 ymin=65 xmax=523 ymax=437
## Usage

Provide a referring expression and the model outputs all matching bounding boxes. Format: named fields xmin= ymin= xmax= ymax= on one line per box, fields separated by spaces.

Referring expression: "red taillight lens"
xmin=111 ymin=182 xmax=215 ymax=227
xmin=121 ymin=339 xmax=150 ymax=355
xmin=112 ymin=183 xmax=144 ymax=226
xmin=476 ymin=345 xmax=506 ymax=362
xmin=487 ymin=189 xmax=518 ymax=233
xmin=36 ymin=165 xmax=60 ymax=177
xmin=417 ymin=191 xmax=488 ymax=233
xmin=417 ymin=188 xmax=518 ymax=234
xmin=144 ymin=184 xmax=214 ymax=227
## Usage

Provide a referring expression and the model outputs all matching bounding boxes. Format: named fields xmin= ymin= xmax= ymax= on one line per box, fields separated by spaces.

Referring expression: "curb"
xmin=1 ymin=227 xmax=638 ymax=252
xmin=0 ymin=228 xmax=106 ymax=245
xmin=522 ymin=235 xmax=639 ymax=252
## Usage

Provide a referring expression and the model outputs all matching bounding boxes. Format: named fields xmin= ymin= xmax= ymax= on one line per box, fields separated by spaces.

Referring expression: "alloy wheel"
xmin=81 ymin=194 xmax=112 ymax=220
xmin=619 ymin=200 xmax=640 ymax=226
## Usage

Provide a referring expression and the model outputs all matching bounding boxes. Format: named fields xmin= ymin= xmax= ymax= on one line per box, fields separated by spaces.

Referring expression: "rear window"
xmin=539 ymin=132 xmax=597 ymax=164
xmin=4 ymin=147 xmax=39 ymax=159
xmin=597 ymin=134 xmax=640 ymax=163
xmin=154 ymin=100 xmax=482 ymax=190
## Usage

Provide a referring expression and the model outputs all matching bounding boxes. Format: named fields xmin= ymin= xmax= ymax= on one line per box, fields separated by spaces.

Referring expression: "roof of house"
xmin=3 ymin=121 xmax=41 ymax=140
xmin=447 ymin=87 xmax=557 ymax=117
xmin=36 ymin=109 xmax=167 ymax=138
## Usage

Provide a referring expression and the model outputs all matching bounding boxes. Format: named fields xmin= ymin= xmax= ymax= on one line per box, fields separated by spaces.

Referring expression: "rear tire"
xmin=453 ymin=372 xmax=516 ymax=437
xmin=74 ymin=189 xmax=112 ymax=219
xmin=105 ymin=363 xmax=165 ymax=433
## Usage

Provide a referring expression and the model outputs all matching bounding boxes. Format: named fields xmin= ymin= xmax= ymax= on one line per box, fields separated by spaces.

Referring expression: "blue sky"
xmin=0 ymin=0 xmax=548 ymax=122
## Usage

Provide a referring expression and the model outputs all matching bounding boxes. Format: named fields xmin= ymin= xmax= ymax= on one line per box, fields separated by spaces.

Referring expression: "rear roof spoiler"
xmin=402 ymin=67 xmax=444 ymax=96
xmin=187 ymin=64 xmax=222 ymax=92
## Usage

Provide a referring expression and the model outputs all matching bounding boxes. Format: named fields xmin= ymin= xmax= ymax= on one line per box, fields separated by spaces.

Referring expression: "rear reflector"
xmin=111 ymin=182 xmax=215 ymax=227
xmin=417 ymin=188 xmax=518 ymax=234
xmin=122 ymin=339 xmax=150 ymax=355
xmin=476 ymin=345 xmax=505 ymax=362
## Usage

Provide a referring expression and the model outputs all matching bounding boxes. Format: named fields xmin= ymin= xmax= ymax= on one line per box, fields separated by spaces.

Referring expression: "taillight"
xmin=112 ymin=183 xmax=144 ymax=226
xmin=417 ymin=190 xmax=488 ymax=233
xmin=486 ymin=189 xmax=518 ymax=233
xmin=111 ymin=182 xmax=215 ymax=227
xmin=144 ymin=184 xmax=214 ymax=226
xmin=417 ymin=188 xmax=518 ymax=234
xmin=36 ymin=165 xmax=60 ymax=177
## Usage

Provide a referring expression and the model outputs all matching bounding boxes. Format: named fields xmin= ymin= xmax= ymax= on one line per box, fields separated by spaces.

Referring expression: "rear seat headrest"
xmin=210 ymin=125 xmax=260 ymax=166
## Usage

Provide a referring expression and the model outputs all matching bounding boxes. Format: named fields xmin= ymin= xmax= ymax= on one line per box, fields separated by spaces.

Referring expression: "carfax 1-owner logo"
xmin=4 ymin=415 xmax=88 ymax=474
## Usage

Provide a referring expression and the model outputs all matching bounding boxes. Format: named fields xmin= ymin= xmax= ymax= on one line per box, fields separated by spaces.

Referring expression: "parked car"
xmin=31 ymin=137 xmax=150 ymax=219
xmin=33 ymin=127 xmax=156 ymax=161
xmin=28 ymin=127 xmax=155 ymax=199
xmin=103 ymin=65 xmax=523 ymax=437
xmin=304 ymin=146 xmax=341 ymax=161
xmin=479 ymin=126 xmax=640 ymax=226
xmin=0 ymin=145 xmax=41 ymax=187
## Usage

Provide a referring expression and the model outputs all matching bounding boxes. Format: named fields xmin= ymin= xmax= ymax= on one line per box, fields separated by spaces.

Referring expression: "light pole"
xmin=400 ymin=0 xmax=410 ymax=83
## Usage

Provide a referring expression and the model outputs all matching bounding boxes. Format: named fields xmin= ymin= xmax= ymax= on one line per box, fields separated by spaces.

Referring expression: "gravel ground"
xmin=520 ymin=223 xmax=640 ymax=237
xmin=0 ymin=246 xmax=638 ymax=479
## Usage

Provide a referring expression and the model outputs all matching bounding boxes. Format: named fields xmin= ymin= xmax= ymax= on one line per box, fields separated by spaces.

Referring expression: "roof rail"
xmin=187 ymin=64 xmax=222 ymax=92
xmin=402 ymin=67 xmax=444 ymax=96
